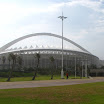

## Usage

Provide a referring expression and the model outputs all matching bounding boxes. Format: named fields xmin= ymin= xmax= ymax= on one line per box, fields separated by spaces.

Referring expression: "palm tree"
xmin=32 ymin=53 xmax=40 ymax=80
xmin=79 ymin=66 xmax=82 ymax=79
xmin=8 ymin=55 xmax=11 ymax=70
xmin=7 ymin=53 xmax=17 ymax=81
xmin=49 ymin=56 xmax=55 ymax=79
xmin=17 ymin=55 xmax=23 ymax=71
xmin=77 ymin=65 xmax=82 ymax=79
xmin=2 ymin=56 xmax=6 ymax=70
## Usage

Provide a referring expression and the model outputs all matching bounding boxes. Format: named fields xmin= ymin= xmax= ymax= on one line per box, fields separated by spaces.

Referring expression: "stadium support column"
xmin=58 ymin=12 xmax=67 ymax=79
xmin=81 ymin=60 xmax=83 ymax=78
xmin=85 ymin=59 xmax=87 ymax=78
xmin=75 ymin=55 xmax=76 ymax=78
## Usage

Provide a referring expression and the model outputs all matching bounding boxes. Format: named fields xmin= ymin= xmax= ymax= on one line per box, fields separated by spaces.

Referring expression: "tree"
xmin=100 ymin=66 xmax=104 ymax=69
xmin=49 ymin=56 xmax=55 ymax=79
xmin=7 ymin=53 xmax=17 ymax=81
xmin=32 ymin=53 xmax=40 ymax=80
xmin=90 ymin=64 xmax=97 ymax=69
xmin=79 ymin=66 xmax=82 ymax=79
xmin=8 ymin=55 xmax=11 ymax=70
xmin=17 ymin=55 xmax=23 ymax=71
xmin=77 ymin=64 xmax=82 ymax=79
xmin=2 ymin=56 xmax=6 ymax=70
xmin=87 ymin=67 xmax=90 ymax=77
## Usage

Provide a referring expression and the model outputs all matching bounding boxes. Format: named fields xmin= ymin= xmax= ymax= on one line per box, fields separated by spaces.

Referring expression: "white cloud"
xmin=0 ymin=2 xmax=60 ymax=26
xmin=51 ymin=0 xmax=104 ymax=13
xmin=0 ymin=0 xmax=103 ymax=26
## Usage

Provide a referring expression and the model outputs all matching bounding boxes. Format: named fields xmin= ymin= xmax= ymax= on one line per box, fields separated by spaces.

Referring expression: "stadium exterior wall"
xmin=0 ymin=49 xmax=99 ymax=71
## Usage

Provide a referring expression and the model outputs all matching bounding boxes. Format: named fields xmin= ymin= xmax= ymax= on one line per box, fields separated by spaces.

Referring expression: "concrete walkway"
xmin=0 ymin=77 xmax=104 ymax=89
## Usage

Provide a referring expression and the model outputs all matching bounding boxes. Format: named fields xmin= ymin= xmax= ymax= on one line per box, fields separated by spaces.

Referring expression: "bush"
xmin=0 ymin=71 xmax=34 ymax=78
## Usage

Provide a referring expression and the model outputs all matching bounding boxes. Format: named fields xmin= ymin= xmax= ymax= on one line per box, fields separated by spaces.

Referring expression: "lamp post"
xmin=58 ymin=12 xmax=67 ymax=79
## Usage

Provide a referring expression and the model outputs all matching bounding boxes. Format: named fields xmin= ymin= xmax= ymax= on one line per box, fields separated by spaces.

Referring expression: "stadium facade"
xmin=0 ymin=33 xmax=99 ymax=71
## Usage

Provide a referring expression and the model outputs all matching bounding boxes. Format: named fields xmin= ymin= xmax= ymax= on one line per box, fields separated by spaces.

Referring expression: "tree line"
xmin=0 ymin=53 xmax=55 ymax=81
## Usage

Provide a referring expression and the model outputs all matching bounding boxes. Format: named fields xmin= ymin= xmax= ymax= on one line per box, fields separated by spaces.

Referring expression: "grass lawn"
xmin=0 ymin=75 xmax=83 ymax=82
xmin=0 ymin=82 xmax=104 ymax=104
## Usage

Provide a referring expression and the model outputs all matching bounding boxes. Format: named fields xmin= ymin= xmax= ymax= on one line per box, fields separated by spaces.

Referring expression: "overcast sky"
xmin=0 ymin=0 xmax=104 ymax=60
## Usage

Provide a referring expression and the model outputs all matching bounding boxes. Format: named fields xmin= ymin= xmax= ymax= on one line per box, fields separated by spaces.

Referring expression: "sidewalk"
xmin=0 ymin=77 xmax=104 ymax=89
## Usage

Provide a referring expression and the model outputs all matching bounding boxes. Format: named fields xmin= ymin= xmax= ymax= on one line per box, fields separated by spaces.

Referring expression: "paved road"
xmin=0 ymin=77 xmax=104 ymax=89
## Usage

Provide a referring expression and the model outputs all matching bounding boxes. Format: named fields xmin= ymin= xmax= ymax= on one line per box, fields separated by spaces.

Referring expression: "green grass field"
xmin=0 ymin=82 xmax=104 ymax=104
xmin=0 ymin=75 xmax=83 ymax=82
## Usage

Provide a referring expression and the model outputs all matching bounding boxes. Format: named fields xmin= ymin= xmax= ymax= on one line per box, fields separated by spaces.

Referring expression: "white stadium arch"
xmin=0 ymin=33 xmax=91 ymax=54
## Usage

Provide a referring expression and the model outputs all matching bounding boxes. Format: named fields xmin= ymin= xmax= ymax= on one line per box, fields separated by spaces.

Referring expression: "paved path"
xmin=0 ymin=77 xmax=104 ymax=89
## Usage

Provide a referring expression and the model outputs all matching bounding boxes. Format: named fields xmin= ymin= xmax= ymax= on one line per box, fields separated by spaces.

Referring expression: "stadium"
xmin=0 ymin=33 xmax=99 ymax=75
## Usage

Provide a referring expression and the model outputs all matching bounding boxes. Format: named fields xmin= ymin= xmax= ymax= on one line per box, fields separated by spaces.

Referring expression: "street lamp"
xmin=58 ymin=12 xmax=67 ymax=79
